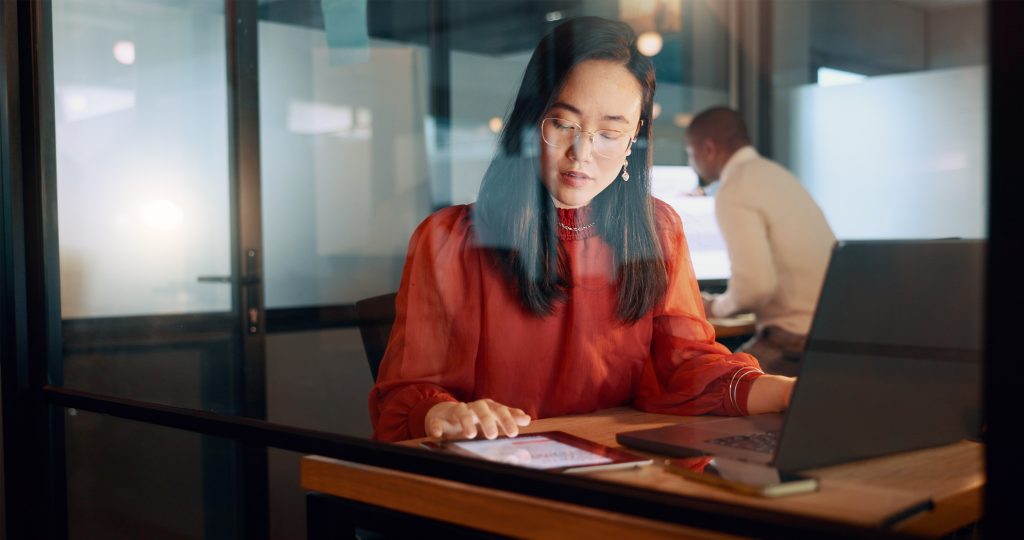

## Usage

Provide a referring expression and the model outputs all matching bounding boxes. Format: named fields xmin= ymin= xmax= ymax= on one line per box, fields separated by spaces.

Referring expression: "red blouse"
xmin=369 ymin=199 xmax=763 ymax=442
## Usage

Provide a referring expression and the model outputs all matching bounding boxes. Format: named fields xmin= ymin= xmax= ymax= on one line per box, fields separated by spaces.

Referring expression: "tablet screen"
xmin=451 ymin=435 xmax=612 ymax=470
xmin=422 ymin=430 xmax=653 ymax=473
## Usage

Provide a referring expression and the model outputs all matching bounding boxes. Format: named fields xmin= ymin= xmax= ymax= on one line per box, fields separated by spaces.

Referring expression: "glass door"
xmin=50 ymin=0 xmax=266 ymax=537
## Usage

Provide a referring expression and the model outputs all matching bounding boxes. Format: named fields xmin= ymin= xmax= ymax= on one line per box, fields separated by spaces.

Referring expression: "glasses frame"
xmin=539 ymin=117 xmax=637 ymax=159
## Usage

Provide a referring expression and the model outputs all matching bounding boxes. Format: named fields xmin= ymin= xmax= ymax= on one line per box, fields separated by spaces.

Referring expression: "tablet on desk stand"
xmin=421 ymin=431 xmax=653 ymax=474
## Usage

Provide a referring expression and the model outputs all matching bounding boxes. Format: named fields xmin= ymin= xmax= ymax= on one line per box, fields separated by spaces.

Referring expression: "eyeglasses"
xmin=540 ymin=117 xmax=635 ymax=158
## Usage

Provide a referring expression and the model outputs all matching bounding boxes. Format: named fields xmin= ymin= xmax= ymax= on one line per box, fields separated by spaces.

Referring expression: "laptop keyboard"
xmin=706 ymin=430 xmax=780 ymax=454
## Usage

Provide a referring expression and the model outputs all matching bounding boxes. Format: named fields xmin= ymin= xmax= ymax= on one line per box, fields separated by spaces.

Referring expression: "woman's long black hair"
xmin=473 ymin=16 xmax=667 ymax=324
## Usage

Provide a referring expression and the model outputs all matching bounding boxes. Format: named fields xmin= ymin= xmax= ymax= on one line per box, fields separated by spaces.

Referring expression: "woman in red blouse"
xmin=369 ymin=17 xmax=796 ymax=443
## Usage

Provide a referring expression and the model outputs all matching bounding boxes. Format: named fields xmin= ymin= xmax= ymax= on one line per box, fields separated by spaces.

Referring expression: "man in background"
xmin=686 ymin=107 xmax=836 ymax=376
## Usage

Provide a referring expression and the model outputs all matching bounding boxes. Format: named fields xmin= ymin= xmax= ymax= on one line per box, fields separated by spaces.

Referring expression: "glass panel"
xmin=53 ymin=0 xmax=244 ymax=410
xmin=266 ymin=328 xmax=373 ymax=436
xmin=259 ymin=0 xmax=732 ymax=309
xmin=259 ymin=18 xmax=431 ymax=308
xmin=53 ymin=0 xmax=231 ymax=319
xmin=771 ymin=0 xmax=988 ymax=240
xmin=253 ymin=0 xmax=738 ymax=448
xmin=44 ymin=0 xmax=990 ymax=538
xmin=65 ymin=408 xmax=240 ymax=539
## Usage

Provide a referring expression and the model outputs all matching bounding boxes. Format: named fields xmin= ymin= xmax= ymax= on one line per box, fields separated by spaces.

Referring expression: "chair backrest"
xmin=355 ymin=292 xmax=398 ymax=382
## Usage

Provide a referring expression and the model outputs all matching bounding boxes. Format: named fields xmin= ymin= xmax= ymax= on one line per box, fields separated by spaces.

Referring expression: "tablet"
xmin=420 ymin=431 xmax=653 ymax=474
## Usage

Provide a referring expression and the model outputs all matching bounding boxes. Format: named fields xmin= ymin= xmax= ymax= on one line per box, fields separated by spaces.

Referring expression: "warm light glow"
xmin=488 ymin=117 xmax=503 ymax=134
xmin=674 ymin=113 xmax=693 ymax=128
xmin=652 ymin=102 xmax=662 ymax=120
xmin=636 ymin=31 xmax=663 ymax=57
xmin=113 ymin=40 xmax=136 ymax=65
xmin=139 ymin=199 xmax=184 ymax=232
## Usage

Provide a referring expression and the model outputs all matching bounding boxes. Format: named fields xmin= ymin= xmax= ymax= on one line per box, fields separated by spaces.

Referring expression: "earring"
xmin=621 ymin=148 xmax=632 ymax=182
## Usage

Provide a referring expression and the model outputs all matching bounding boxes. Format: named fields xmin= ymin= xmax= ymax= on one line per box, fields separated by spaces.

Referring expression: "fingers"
xmin=510 ymin=408 xmax=532 ymax=427
xmin=453 ymin=403 xmax=479 ymax=439
xmin=425 ymin=402 xmax=455 ymax=438
xmin=427 ymin=418 xmax=444 ymax=438
xmin=428 ymin=399 xmax=533 ymax=440
xmin=493 ymin=406 xmax=520 ymax=438
xmin=470 ymin=401 xmax=502 ymax=439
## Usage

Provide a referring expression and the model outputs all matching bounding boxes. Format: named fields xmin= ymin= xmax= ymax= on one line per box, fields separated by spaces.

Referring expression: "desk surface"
xmin=710 ymin=313 xmax=756 ymax=339
xmin=302 ymin=408 xmax=982 ymax=539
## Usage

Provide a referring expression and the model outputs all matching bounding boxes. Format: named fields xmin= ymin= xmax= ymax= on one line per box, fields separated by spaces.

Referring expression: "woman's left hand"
xmin=746 ymin=375 xmax=797 ymax=414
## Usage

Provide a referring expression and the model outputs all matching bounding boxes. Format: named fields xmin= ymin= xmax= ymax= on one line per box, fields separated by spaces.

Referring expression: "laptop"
xmin=617 ymin=239 xmax=984 ymax=471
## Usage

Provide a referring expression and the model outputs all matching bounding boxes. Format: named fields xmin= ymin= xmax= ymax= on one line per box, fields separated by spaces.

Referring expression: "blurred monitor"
xmin=651 ymin=166 xmax=730 ymax=286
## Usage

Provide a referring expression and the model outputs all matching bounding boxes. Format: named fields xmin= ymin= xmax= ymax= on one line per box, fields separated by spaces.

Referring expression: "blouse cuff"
xmin=728 ymin=367 xmax=764 ymax=416
xmin=407 ymin=394 xmax=458 ymax=439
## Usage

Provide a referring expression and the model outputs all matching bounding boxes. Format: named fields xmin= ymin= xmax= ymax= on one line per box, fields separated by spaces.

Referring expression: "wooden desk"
xmin=302 ymin=408 xmax=982 ymax=539
xmin=710 ymin=313 xmax=757 ymax=339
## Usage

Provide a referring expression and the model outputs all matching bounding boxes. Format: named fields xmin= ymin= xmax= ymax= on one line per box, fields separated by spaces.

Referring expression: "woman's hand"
xmin=425 ymin=399 xmax=532 ymax=439
xmin=746 ymin=375 xmax=797 ymax=414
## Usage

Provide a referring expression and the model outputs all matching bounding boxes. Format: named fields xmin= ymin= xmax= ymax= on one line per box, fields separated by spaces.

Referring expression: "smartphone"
xmin=665 ymin=456 xmax=818 ymax=498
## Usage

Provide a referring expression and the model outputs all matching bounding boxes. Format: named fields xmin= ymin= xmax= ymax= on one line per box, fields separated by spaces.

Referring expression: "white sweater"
xmin=708 ymin=146 xmax=836 ymax=335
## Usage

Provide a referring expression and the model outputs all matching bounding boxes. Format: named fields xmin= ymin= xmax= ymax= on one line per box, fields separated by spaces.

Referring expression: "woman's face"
xmin=539 ymin=60 xmax=643 ymax=209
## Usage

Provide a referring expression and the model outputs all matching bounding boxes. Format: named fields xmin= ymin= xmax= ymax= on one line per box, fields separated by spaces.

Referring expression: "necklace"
xmin=558 ymin=221 xmax=596 ymax=232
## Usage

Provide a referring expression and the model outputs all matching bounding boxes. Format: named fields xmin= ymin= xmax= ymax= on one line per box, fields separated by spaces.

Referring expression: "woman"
xmin=369 ymin=17 xmax=795 ymax=442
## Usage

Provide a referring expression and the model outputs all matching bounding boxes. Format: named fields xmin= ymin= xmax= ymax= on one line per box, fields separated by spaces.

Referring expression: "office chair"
xmin=355 ymin=292 xmax=397 ymax=382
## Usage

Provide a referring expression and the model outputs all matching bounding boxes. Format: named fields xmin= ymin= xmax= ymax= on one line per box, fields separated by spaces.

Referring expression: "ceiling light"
xmin=488 ymin=117 xmax=503 ymax=134
xmin=113 ymin=41 xmax=136 ymax=65
xmin=637 ymin=31 xmax=663 ymax=57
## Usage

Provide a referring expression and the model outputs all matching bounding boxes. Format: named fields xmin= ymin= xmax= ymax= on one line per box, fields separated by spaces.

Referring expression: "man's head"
xmin=684 ymin=107 xmax=751 ymax=182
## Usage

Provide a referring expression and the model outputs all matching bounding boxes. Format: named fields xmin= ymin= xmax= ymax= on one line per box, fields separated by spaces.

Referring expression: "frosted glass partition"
xmin=450 ymin=50 xmax=529 ymax=205
xmin=259 ymin=23 xmax=432 ymax=308
xmin=53 ymin=0 xmax=230 ymax=318
xmin=789 ymin=66 xmax=987 ymax=240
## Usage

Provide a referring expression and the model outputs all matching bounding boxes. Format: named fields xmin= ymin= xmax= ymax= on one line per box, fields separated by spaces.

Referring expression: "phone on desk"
xmin=665 ymin=456 xmax=818 ymax=498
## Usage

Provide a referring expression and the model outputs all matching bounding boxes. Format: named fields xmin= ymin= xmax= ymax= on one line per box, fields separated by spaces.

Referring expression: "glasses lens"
xmin=542 ymin=118 xmax=575 ymax=148
xmin=541 ymin=118 xmax=631 ymax=157
xmin=592 ymin=131 xmax=629 ymax=157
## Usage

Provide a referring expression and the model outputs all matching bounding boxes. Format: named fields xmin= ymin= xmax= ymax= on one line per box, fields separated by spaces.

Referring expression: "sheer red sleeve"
xmin=633 ymin=200 xmax=763 ymax=417
xmin=368 ymin=206 xmax=482 ymax=441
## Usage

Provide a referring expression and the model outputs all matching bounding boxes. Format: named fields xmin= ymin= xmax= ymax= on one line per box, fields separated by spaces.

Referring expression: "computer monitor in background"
xmin=650 ymin=166 xmax=730 ymax=288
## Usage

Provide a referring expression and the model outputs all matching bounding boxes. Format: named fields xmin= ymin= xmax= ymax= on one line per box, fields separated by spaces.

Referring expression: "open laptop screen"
xmin=651 ymin=166 xmax=730 ymax=285
xmin=771 ymin=239 xmax=984 ymax=470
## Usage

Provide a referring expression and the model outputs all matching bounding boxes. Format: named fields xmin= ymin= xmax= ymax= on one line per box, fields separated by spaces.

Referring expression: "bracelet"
xmin=729 ymin=366 xmax=761 ymax=409
xmin=729 ymin=367 xmax=764 ymax=413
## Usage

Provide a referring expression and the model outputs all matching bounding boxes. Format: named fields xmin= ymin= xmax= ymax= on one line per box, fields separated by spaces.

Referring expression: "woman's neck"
xmin=555 ymin=204 xmax=598 ymax=240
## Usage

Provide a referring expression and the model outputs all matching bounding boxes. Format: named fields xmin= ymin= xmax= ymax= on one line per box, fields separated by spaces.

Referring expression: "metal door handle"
xmin=197 ymin=275 xmax=261 ymax=286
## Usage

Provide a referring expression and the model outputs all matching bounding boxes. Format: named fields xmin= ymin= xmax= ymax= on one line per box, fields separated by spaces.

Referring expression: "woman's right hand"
xmin=425 ymin=399 xmax=532 ymax=439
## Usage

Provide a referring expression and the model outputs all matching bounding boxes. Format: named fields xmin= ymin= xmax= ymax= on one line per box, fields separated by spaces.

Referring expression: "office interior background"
xmin=3 ymin=0 xmax=1017 ymax=538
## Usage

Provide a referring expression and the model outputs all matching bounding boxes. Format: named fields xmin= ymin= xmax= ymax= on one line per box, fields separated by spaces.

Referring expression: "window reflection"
xmin=260 ymin=0 xmax=733 ymax=309
xmin=45 ymin=0 xmax=989 ymax=537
